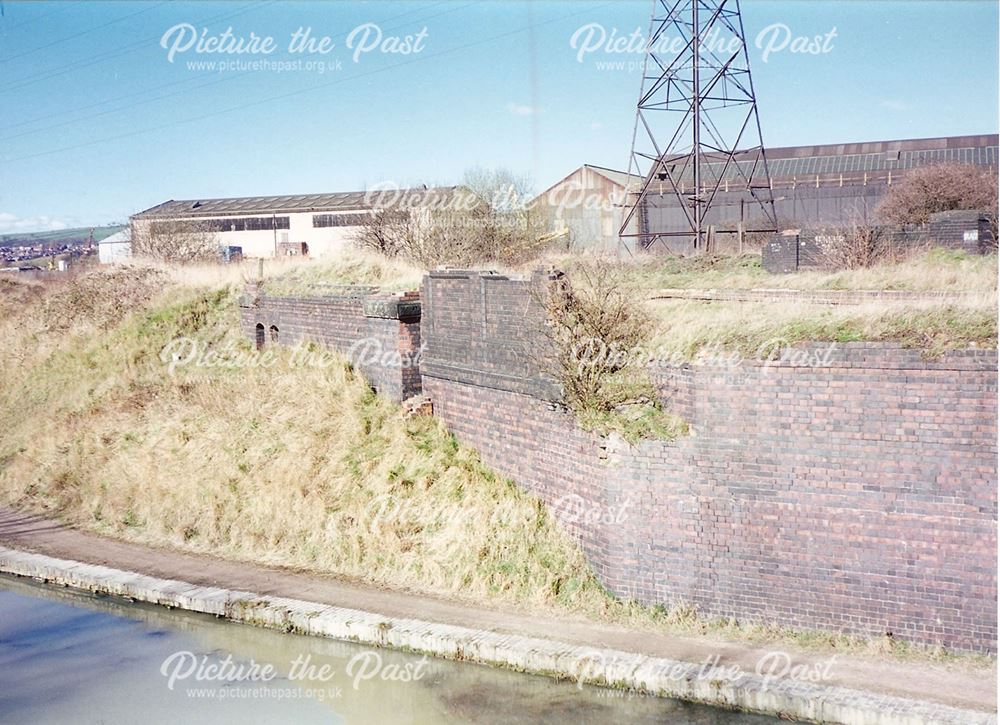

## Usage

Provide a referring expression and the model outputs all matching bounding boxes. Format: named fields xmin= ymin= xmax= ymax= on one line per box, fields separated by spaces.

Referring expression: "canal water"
xmin=0 ymin=575 xmax=781 ymax=723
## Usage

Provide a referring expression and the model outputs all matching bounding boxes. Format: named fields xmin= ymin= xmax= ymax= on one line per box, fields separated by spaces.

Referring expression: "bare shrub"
xmin=819 ymin=220 xmax=899 ymax=270
xmin=812 ymin=204 xmax=914 ymax=270
xmin=877 ymin=163 xmax=998 ymax=226
xmin=352 ymin=169 xmax=555 ymax=268
xmin=40 ymin=267 xmax=167 ymax=331
xmin=537 ymin=265 xmax=652 ymax=413
xmin=353 ymin=203 xmax=552 ymax=269
xmin=132 ymin=219 xmax=219 ymax=263
xmin=534 ymin=264 xmax=687 ymax=442
xmin=352 ymin=209 xmax=417 ymax=258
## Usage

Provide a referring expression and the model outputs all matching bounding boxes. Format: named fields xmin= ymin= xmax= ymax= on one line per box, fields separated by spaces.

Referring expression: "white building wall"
xmin=131 ymin=211 xmax=367 ymax=259
xmin=98 ymin=241 xmax=132 ymax=264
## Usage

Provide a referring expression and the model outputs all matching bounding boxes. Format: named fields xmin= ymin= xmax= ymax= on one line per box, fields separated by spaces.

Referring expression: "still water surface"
xmin=0 ymin=575 xmax=781 ymax=723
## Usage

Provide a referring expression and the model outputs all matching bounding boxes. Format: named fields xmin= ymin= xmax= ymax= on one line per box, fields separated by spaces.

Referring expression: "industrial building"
xmin=130 ymin=186 xmax=468 ymax=259
xmin=532 ymin=165 xmax=637 ymax=252
xmin=97 ymin=229 xmax=131 ymax=264
xmin=636 ymin=133 xmax=998 ymax=251
xmin=537 ymin=135 xmax=996 ymax=253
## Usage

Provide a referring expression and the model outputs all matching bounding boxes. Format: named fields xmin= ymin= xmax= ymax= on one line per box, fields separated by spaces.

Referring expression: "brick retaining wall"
xmin=238 ymin=287 xmax=422 ymax=402
xmin=421 ymin=270 xmax=998 ymax=652
xmin=233 ymin=270 xmax=998 ymax=652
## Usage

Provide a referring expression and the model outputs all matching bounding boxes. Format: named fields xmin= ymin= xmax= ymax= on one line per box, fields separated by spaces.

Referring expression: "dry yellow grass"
xmin=646 ymin=294 xmax=998 ymax=360
xmin=544 ymin=248 xmax=998 ymax=293
xmin=0 ymin=275 xmax=607 ymax=611
xmin=0 ymin=266 xmax=992 ymax=664
xmin=260 ymin=250 xmax=423 ymax=295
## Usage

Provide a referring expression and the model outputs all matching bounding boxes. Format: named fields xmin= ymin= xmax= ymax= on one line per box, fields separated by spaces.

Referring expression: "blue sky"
xmin=0 ymin=0 xmax=996 ymax=232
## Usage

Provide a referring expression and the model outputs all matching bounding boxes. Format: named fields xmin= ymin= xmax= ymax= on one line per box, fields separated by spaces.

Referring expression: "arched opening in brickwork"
xmin=255 ymin=323 xmax=265 ymax=350
xmin=269 ymin=325 xmax=279 ymax=344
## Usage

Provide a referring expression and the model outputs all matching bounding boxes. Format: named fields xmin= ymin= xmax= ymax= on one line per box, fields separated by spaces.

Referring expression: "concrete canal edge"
xmin=0 ymin=545 xmax=993 ymax=725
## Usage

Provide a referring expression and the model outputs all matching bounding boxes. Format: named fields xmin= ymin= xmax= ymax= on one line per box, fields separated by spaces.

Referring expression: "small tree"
xmin=352 ymin=169 xmax=554 ymax=268
xmin=461 ymin=166 xmax=534 ymax=214
xmin=352 ymin=209 xmax=416 ymax=258
xmin=877 ymin=163 xmax=998 ymax=226
xmin=131 ymin=219 xmax=218 ymax=263
xmin=537 ymin=264 xmax=653 ymax=414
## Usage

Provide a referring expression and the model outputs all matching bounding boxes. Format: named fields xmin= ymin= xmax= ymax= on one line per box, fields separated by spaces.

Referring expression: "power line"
xmin=0 ymin=1 xmax=277 ymax=94
xmin=2 ymin=2 xmax=613 ymax=165
xmin=0 ymin=0 xmax=461 ymax=142
xmin=0 ymin=2 xmax=167 ymax=65
xmin=0 ymin=1 xmax=83 ymax=32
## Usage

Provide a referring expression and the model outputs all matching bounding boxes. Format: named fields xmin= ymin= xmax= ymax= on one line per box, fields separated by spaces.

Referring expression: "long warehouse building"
xmin=636 ymin=133 xmax=998 ymax=250
xmin=130 ymin=186 xmax=468 ymax=259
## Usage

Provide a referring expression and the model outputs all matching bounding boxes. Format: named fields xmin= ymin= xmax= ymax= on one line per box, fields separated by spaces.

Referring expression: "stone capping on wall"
xmin=648 ymin=287 xmax=985 ymax=306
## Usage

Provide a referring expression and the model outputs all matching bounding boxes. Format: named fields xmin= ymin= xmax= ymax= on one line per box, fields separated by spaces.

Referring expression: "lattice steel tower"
xmin=619 ymin=0 xmax=776 ymax=253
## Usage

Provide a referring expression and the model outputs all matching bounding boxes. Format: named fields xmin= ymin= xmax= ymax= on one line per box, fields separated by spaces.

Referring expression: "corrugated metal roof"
xmin=585 ymin=165 xmax=634 ymax=188
xmin=133 ymin=186 xmax=466 ymax=219
xmin=98 ymin=230 xmax=130 ymax=244
xmin=645 ymin=134 xmax=999 ymax=185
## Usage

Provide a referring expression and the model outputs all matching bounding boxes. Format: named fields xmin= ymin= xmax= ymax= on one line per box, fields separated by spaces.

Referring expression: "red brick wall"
xmin=421 ymin=270 xmax=998 ymax=652
xmin=238 ymin=290 xmax=422 ymax=402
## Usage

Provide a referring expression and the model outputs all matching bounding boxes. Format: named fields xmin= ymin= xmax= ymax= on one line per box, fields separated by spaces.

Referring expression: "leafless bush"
xmin=818 ymin=221 xmax=899 ymax=270
xmin=131 ymin=219 xmax=219 ymax=263
xmin=877 ymin=163 xmax=998 ymax=226
xmin=40 ymin=267 xmax=167 ymax=331
xmin=811 ymin=203 xmax=915 ymax=269
xmin=536 ymin=264 xmax=654 ymax=415
xmin=353 ymin=168 xmax=555 ymax=268
xmin=352 ymin=209 xmax=417 ymax=258
xmin=353 ymin=203 xmax=552 ymax=269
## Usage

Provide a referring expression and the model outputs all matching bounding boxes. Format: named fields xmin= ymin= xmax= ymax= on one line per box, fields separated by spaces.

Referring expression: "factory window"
xmin=151 ymin=216 xmax=290 ymax=234
xmin=313 ymin=213 xmax=369 ymax=227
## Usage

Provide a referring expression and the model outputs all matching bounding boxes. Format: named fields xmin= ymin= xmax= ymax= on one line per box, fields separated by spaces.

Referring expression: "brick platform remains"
xmin=238 ymin=285 xmax=422 ymax=402
xmin=421 ymin=270 xmax=998 ymax=653
xmin=235 ymin=269 xmax=997 ymax=653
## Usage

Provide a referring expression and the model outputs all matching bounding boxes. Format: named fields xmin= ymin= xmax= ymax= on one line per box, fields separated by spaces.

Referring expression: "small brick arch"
xmin=269 ymin=325 xmax=279 ymax=343
xmin=255 ymin=323 xmax=265 ymax=350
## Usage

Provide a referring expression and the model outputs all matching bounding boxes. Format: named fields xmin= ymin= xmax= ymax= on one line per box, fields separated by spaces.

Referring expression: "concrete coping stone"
xmin=0 ymin=545 xmax=993 ymax=725
xmin=362 ymin=298 xmax=422 ymax=321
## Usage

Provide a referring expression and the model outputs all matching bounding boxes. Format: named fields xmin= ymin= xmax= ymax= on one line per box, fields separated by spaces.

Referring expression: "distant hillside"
xmin=0 ymin=225 xmax=124 ymax=248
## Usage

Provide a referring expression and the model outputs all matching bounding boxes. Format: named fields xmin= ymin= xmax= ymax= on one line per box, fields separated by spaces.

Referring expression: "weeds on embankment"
xmin=0 ymin=269 xmax=613 ymax=614
xmin=525 ymin=249 xmax=998 ymax=360
xmin=0 ymin=260 xmax=994 ymax=667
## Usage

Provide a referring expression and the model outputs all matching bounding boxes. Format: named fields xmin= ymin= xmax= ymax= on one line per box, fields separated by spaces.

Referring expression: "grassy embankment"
xmin=0 ymin=250 xmax=994 ymax=665
xmin=552 ymin=248 xmax=997 ymax=359
xmin=0 ymin=262 xmax=615 ymax=616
